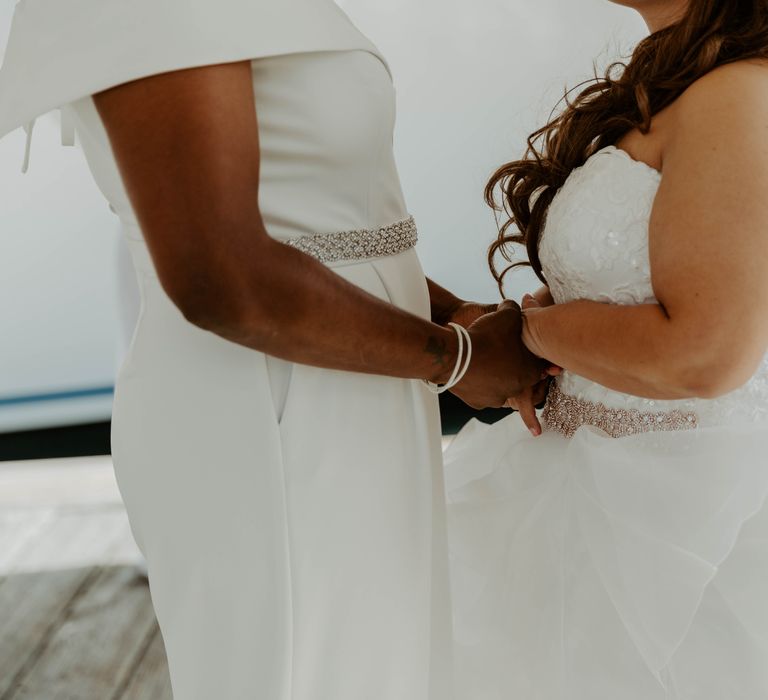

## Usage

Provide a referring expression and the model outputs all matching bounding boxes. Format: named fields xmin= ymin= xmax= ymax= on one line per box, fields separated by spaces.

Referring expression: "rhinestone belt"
xmin=283 ymin=216 xmax=418 ymax=264
xmin=542 ymin=382 xmax=699 ymax=439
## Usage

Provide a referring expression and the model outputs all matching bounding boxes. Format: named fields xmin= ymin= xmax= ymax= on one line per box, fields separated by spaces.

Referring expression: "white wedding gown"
xmin=445 ymin=146 xmax=768 ymax=699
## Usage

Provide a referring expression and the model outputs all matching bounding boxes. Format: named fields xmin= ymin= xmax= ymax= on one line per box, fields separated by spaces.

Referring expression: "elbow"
xmin=162 ymin=274 xmax=219 ymax=328
xmin=665 ymin=350 xmax=762 ymax=400
xmin=162 ymin=273 xmax=265 ymax=338
xmin=152 ymin=234 xmax=285 ymax=343
xmin=175 ymin=292 xmax=229 ymax=332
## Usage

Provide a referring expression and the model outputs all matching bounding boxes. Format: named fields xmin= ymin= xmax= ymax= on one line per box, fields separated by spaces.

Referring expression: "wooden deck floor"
xmin=0 ymin=456 xmax=172 ymax=700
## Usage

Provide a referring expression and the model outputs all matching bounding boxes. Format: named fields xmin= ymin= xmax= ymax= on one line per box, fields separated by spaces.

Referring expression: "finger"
xmin=546 ymin=364 xmax=562 ymax=376
xmin=471 ymin=303 xmax=500 ymax=321
xmin=532 ymin=380 xmax=549 ymax=406
xmin=521 ymin=294 xmax=541 ymax=310
xmin=497 ymin=298 xmax=521 ymax=313
xmin=516 ymin=395 xmax=542 ymax=437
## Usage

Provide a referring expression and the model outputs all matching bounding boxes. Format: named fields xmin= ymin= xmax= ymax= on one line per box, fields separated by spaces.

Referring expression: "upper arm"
xmin=93 ymin=61 xmax=265 ymax=310
xmin=649 ymin=62 xmax=768 ymax=388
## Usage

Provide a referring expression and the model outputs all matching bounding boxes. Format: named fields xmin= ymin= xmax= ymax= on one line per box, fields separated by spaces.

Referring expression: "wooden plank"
xmin=0 ymin=507 xmax=118 ymax=697
xmin=5 ymin=507 xmax=138 ymax=575
xmin=7 ymin=565 xmax=157 ymax=700
xmin=0 ymin=509 xmax=55 ymax=575
xmin=0 ymin=567 xmax=99 ymax=699
xmin=0 ymin=457 xmax=153 ymax=699
xmin=0 ymin=508 xmax=142 ymax=696
xmin=119 ymin=625 xmax=173 ymax=700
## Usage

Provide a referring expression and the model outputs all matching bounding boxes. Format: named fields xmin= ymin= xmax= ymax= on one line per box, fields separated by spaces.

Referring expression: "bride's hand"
xmin=521 ymin=294 xmax=546 ymax=357
xmin=529 ymin=285 xmax=555 ymax=308
xmin=508 ymin=289 xmax=560 ymax=436
xmin=521 ymin=292 xmax=561 ymax=375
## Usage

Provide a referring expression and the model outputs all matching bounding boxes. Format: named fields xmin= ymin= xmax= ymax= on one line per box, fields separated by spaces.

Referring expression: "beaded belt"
xmin=284 ymin=216 xmax=418 ymax=264
xmin=542 ymin=382 xmax=699 ymax=439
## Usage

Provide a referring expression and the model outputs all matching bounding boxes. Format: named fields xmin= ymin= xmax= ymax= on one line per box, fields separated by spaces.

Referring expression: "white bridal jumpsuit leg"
xmin=0 ymin=10 xmax=454 ymax=696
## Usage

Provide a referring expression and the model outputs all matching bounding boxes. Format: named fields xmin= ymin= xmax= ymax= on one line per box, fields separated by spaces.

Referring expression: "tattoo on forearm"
xmin=425 ymin=335 xmax=450 ymax=367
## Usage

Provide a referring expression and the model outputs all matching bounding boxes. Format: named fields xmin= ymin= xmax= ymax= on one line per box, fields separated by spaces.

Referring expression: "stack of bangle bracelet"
xmin=423 ymin=322 xmax=473 ymax=394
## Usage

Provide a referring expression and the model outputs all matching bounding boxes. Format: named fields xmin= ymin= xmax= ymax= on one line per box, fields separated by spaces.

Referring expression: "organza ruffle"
xmin=445 ymin=416 xmax=768 ymax=699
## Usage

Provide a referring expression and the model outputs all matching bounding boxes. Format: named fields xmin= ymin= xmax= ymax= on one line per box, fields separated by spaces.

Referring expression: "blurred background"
xmin=0 ymin=0 xmax=644 ymax=453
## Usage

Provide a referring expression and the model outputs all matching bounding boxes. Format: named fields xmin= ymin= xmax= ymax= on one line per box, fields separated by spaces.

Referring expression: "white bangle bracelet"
xmin=451 ymin=324 xmax=473 ymax=387
xmin=423 ymin=322 xmax=473 ymax=394
xmin=427 ymin=322 xmax=464 ymax=393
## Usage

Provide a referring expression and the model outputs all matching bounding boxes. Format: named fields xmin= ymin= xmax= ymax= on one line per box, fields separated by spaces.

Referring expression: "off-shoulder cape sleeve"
xmin=0 ymin=0 xmax=387 ymax=167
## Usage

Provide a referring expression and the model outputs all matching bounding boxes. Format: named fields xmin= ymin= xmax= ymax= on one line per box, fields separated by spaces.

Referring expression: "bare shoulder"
xmin=670 ymin=59 xmax=768 ymax=130
xmin=682 ymin=58 xmax=768 ymax=97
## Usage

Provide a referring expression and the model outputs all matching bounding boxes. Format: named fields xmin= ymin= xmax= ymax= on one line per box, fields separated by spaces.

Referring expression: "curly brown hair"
xmin=487 ymin=0 xmax=768 ymax=292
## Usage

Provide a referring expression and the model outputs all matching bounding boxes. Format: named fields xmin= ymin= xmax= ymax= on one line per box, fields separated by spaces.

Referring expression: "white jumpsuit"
xmin=0 ymin=3 xmax=454 ymax=698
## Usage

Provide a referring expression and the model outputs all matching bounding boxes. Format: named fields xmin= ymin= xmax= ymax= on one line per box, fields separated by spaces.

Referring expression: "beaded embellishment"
xmin=542 ymin=382 xmax=699 ymax=439
xmin=284 ymin=216 xmax=418 ymax=264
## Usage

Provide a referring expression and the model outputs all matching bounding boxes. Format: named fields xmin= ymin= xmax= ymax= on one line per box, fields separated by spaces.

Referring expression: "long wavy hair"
xmin=487 ymin=0 xmax=768 ymax=292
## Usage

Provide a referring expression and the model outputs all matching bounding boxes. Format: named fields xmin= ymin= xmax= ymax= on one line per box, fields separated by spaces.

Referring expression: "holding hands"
xmin=440 ymin=286 xmax=559 ymax=436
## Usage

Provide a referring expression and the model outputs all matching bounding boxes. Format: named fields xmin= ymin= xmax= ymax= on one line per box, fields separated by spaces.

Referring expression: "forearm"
xmin=184 ymin=239 xmax=459 ymax=383
xmin=523 ymin=300 xmax=708 ymax=400
xmin=90 ymin=62 xmax=529 ymax=394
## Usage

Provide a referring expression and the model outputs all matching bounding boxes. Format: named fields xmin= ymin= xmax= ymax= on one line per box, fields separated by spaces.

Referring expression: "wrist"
xmin=521 ymin=308 xmax=547 ymax=358
xmin=425 ymin=325 xmax=461 ymax=384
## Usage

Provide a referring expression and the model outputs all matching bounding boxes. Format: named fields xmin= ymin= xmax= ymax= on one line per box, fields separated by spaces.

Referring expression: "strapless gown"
xmin=446 ymin=146 xmax=768 ymax=699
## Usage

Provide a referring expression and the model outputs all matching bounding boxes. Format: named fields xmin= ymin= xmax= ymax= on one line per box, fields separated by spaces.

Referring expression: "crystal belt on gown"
xmin=283 ymin=216 xmax=417 ymax=264
xmin=119 ymin=215 xmax=418 ymax=282
xmin=543 ymin=382 xmax=700 ymax=438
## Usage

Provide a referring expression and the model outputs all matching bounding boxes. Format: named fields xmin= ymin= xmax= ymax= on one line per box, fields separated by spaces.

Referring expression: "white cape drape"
xmin=0 ymin=0 xmax=386 ymax=168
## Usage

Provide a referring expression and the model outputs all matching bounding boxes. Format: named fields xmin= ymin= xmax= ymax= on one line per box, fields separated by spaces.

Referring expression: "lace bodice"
xmin=539 ymin=146 xmax=768 ymax=427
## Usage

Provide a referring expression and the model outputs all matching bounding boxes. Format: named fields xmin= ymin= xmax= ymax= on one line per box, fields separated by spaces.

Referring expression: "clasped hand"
xmin=443 ymin=291 xmax=559 ymax=436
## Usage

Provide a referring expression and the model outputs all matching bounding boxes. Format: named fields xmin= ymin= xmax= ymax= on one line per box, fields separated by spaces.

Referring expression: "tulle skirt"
xmin=444 ymin=415 xmax=768 ymax=699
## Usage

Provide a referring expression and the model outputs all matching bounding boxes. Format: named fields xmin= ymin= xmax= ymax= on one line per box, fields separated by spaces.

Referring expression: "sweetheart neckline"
xmin=595 ymin=145 xmax=662 ymax=179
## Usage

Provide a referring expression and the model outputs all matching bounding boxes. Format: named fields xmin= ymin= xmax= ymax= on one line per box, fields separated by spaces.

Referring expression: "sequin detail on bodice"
xmin=539 ymin=146 xmax=768 ymax=431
